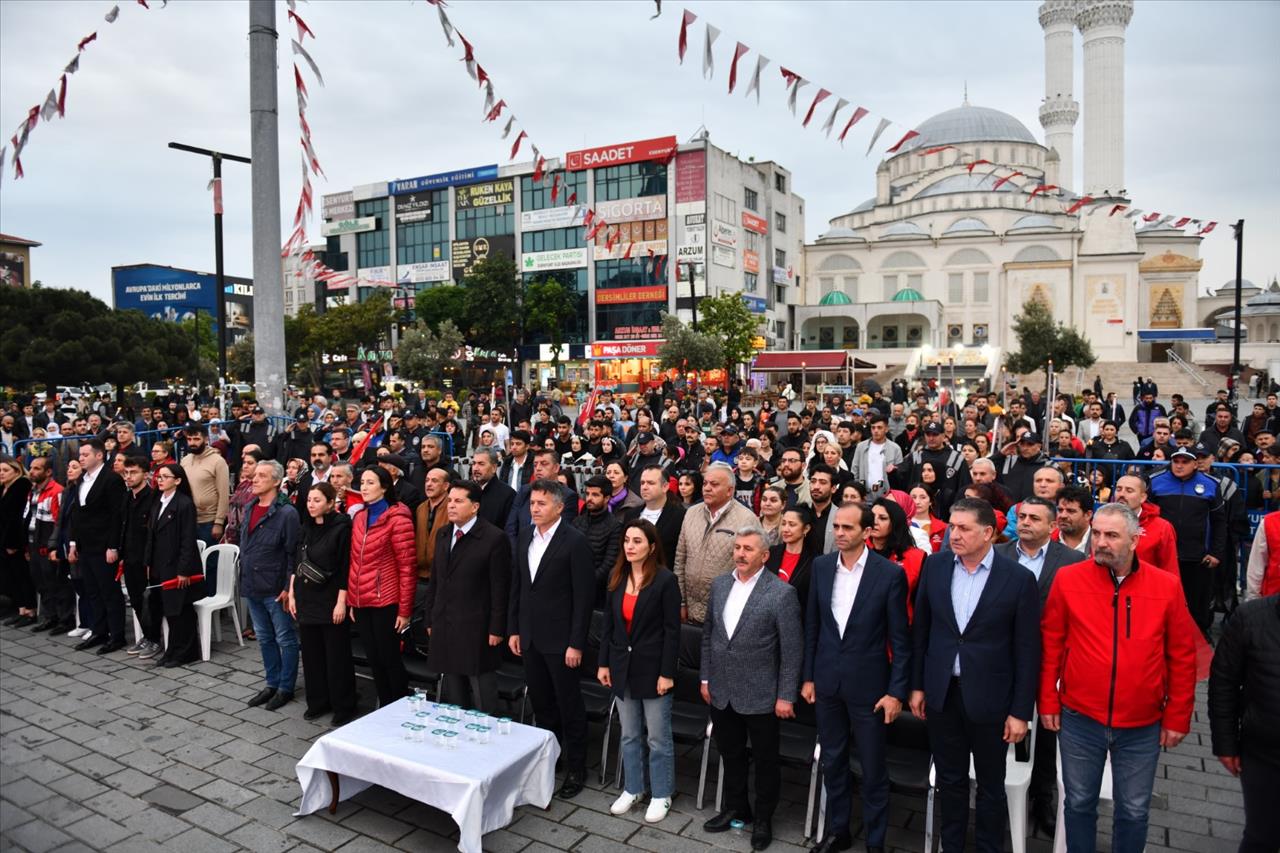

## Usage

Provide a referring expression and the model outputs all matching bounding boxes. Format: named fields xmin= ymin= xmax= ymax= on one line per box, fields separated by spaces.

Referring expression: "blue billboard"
xmin=111 ymin=264 xmax=254 ymax=343
xmin=388 ymin=164 xmax=498 ymax=195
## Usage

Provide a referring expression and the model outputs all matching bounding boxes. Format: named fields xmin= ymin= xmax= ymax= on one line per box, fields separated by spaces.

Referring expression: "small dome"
xmin=943 ymin=217 xmax=994 ymax=237
xmin=1008 ymin=214 xmax=1062 ymax=233
xmin=817 ymin=226 xmax=865 ymax=242
xmin=819 ymin=290 xmax=854 ymax=306
xmin=916 ymin=171 xmax=1025 ymax=198
xmin=1216 ymin=278 xmax=1258 ymax=295
xmin=880 ymin=221 xmax=928 ymax=240
xmin=891 ymin=288 xmax=924 ymax=302
xmin=893 ymin=103 xmax=1038 ymax=154
xmin=846 ymin=197 xmax=876 ymax=215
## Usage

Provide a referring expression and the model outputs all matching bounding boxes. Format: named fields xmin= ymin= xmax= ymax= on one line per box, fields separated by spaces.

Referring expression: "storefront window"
xmin=396 ymin=189 xmax=451 ymax=264
xmin=594 ymin=162 xmax=668 ymax=201
xmin=356 ymin=198 xmax=389 ymax=268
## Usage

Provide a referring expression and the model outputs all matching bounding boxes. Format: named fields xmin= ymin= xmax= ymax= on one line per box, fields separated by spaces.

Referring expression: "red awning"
xmin=752 ymin=350 xmax=849 ymax=372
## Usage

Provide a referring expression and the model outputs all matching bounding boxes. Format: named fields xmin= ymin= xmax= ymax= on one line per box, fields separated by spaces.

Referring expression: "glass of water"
xmin=498 ymin=717 xmax=512 ymax=736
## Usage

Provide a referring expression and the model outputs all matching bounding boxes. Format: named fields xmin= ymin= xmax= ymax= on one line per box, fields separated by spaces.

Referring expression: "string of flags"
xmin=1 ymin=0 xmax=162 ymax=186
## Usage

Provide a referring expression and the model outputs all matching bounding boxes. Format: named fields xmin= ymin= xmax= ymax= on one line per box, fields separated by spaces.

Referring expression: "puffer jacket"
xmin=571 ymin=507 xmax=622 ymax=596
xmin=1135 ymin=501 xmax=1179 ymax=576
xmin=348 ymin=501 xmax=416 ymax=618
xmin=1209 ymin=595 xmax=1280 ymax=764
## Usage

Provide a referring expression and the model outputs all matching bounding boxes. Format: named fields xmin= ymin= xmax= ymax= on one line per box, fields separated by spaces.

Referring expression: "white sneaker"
xmin=68 ymin=627 xmax=89 ymax=638
xmin=644 ymin=796 xmax=671 ymax=823
xmin=610 ymin=791 xmax=642 ymax=815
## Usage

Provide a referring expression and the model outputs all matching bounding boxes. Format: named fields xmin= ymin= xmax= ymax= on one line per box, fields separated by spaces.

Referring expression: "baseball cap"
xmin=295 ymin=412 xmax=310 ymax=423
xmin=1018 ymin=432 xmax=1043 ymax=444
xmin=923 ymin=422 xmax=944 ymax=435
xmin=1170 ymin=446 xmax=1196 ymax=461
xmin=722 ymin=424 xmax=739 ymax=435
xmin=636 ymin=432 xmax=656 ymax=445
xmin=1192 ymin=442 xmax=1212 ymax=457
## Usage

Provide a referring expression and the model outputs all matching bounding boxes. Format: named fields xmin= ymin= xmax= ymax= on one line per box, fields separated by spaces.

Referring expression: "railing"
xmin=1166 ymin=349 xmax=1213 ymax=394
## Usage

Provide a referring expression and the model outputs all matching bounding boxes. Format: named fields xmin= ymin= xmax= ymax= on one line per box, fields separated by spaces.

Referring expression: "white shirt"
xmin=158 ymin=491 xmax=175 ymax=517
xmin=866 ymin=441 xmax=887 ymax=486
xmin=706 ymin=501 xmax=731 ymax=529
xmin=640 ymin=505 xmax=663 ymax=525
xmin=723 ymin=568 xmax=763 ymax=639
xmin=310 ymin=468 xmax=331 ymax=485
xmin=79 ymin=464 xmax=102 ymax=506
xmin=832 ymin=546 xmax=869 ymax=638
xmin=452 ymin=516 xmax=477 ymax=549
xmin=527 ymin=518 xmax=561 ymax=582
xmin=507 ymin=456 xmax=526 ymax=489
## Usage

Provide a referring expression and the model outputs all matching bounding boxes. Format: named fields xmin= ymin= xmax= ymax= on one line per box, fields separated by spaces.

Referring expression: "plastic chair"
xmin=194 ymin=544 xmax=242 ymax=661
xmin=1052 ymin=743 xmax=1145 ymax=853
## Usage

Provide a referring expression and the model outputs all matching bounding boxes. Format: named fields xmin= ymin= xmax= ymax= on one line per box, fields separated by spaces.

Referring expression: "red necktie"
xmin=454 ymin=529 xmax=464 ymax=548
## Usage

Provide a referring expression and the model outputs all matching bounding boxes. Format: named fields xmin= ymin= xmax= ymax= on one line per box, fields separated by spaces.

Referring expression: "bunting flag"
xmin=64 ymin=55 xmax=80 ymax=74
xmin=744 ymin=54 xmax=769 ymax=103
xmin=991 ymin=170 xmax=1023 ymax=190
xmin=77 ymin=32 xmax=97 ymax=51
xmin=567 ymin=191 xmax=577 ymax=205
xmin=501 ymin=115 xmax=516 ymax=139
xmin=105 ymin=5 xmax=120 ymax=22
xmin=1109 ymin=204 xmax=1128 ymax=216
xmin=1198 ymin=221 xmax=1217 ymax=235
xmin=885 ymin=129 xmax=919 ymax=153
xmin=1124 ymin=208 xmax=1144 ymax=220
xmin=838 ymin=107 xmax=868 ymax=144
xmin=509 ymin=129 xmax=527 ymax=159
xmin=678 ymin=9 xmax=697 ymax=63
xmin=287 ymin=9 xmax=314 ymax=41
xmin=582 ymin=209 xmax=595 ymax=228
xmin=484 ymin=99 xmax=506 ymax=122
xmin=922 ymin=145 xmax=956 ymax=156
xmin=435 ymin=1 xmax=455 ymax=46
xmin=820 ymin=97 xmax=848 ymax=137
xmin=727 ymin=42 xmax=749 ymax=94
xmin=1172 ymin=216 xmax=1191 ymax=228
xmin=1142 ymin=211 xmax=1161 ymax=222
xmin=779 ymin=68 xmax=806 ymax=115
xmin=1026 ymin=183 xmax=1058 ymax=203
xmin=475 ymin=64 xmax=489 ymax=88
xmin=550 ymin=173 xmax=560 ymax=202
xmin=623 ymin=242 xmax=634 ymax=260
xmin=1151 ymin=214 xmax=1174 ymax=228
xmin=40 ymin=91 xmax=59 ymax=123
xmin=864 ymin=117 xmax=891 ymax=155
xmin=801 ymin=88 xmax=831 ymax=128
xmin=702 ymin=23 xmax=720 ymax=79
xmin=291 ymin=39 xmax=324 ymax=86
xmin=459 ymin=32 xmax=477 ymax=79
xmin=532 ymin=155 xmax=545 ymax=182
xmin=965 ymin=159 xmax=992 ymax=173
xmin=1065 ymin=195 xmax=1095 ymax=214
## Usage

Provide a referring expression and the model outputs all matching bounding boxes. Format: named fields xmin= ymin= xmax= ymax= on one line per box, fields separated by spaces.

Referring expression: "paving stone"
xmin=508 ymin=813 xmax=587 ymax=848
xmin=10 ymin=755 xmax=74 ymax=786
xmin=141 ymin=783 xmax=205 ymax=814
xmin=119 ymin=807 xmax=193 ymax=843
xmin=226 ymin=821 xmax=296 ymax=853
xmin=184 ymin=800 xmax=252 ymax=835
xmin=45 ymin=771 xmax=109 ymax=802
xmin=83 ymin=787 xmax=151 ymax=820
xmin=193 ymin=777 xmax=260 ymax=808
xmin=0 ymin=800 xmax=33 ymax=831
xmin=471 ymin=829 xmax=528 ymax=853
xmin=4 ymin=819 xmax=72 ymax=853
xmin=285 ymin=815 xmax=360 ymax=851
xmin=156 ymin=762 xmax=216 ymax=791
xmin=61 ymin=812 xmax=134 ymax=848
xmin=166 ymin=825 xmax=240 ymax=853
xmin=238 ymin=794 xmax=304 ymax=830
xmin=34 ymin=736 xmax=91 ymax=763
xmin=205 ymin=756 xmax=269 ymax=785
xmin=104 ymin=839 xmax=169 ymax=853
xmin=338 ymin=808 xmax=414 ymax=844
xmin=331 ymin=839 xmax=404 ymax=853
xmin=561 ymin=805 xmax=641 ymax=842
xmin=102 ymin=767 xmax=161 ymax=797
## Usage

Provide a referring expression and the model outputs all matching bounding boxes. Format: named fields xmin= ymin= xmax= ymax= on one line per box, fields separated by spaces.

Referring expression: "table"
xmin=295 ymin=698 xmax=560 ymax=853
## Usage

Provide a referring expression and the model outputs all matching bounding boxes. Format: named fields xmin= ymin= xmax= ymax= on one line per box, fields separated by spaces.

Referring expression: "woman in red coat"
xmin=869 ymin=497 xmax=926 ymax=624
xmin=348 ymin=465 xmax=416 ymax=706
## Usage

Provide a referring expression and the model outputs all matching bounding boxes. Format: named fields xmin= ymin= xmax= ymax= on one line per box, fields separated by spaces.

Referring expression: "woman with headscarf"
xmin=804 ymin=429 xmax=838 ymax=475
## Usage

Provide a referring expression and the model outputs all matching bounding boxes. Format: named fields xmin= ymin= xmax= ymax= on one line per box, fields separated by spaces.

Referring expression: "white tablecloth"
xmin=295 ymin=698 xmax=559 ymax=853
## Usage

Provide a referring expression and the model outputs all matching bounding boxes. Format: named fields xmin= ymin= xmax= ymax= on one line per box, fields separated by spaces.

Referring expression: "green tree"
xmin=413 ymin=284 xmax=467 ymax=332
xmin=1004 ymin=299 xmax=1097 ymax=374
xmin=697 ymin=292 xmax=760 ymax=373
xmin=657 ymin=312 xmax=723 ymax=374
xmin=523 ymin=278 xmax=577 ymax=365
xmin=178 ymin=315 xmax=219 ymax=387
xmin=228 ymin=334 xmax=256 ymax=383
xmin=397 ymin=319 xmax=464 ymax=385
xmin=460 ymin=255 xmax=521 ymax=351
xmin=284 ymin=305 xmax=320 ymax=387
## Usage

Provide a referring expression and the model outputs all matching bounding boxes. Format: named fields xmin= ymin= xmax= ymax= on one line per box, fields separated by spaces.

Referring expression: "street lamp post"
xmin=801 ymin=360 xmax=807 ymax=397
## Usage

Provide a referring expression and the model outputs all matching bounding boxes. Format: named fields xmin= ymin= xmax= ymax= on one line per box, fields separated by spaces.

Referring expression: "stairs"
xmin=1005 ymin=361 xmax=1226 ymax=402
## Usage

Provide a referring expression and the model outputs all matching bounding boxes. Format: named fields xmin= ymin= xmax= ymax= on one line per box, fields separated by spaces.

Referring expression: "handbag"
xmin=295 ymin=541 xmax=332 ymax=585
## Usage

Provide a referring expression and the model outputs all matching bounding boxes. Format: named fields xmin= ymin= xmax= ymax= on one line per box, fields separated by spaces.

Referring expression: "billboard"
xmin=451 ymin=235 xmax=516 ymax=282
xmin=675 ymin=149 xmax=706 ymax=203
xmin=565 ymin=135 xmax=677 ymax=171
xmin=111 ymin=264 xmax=253 ymax=344
xmin=394 ymin=192 xmax=432 ymax=223
xmin=454 ymin=179 xmax=514 ymax=210
xmin=322 ymin=191 xmax=354 ymax=220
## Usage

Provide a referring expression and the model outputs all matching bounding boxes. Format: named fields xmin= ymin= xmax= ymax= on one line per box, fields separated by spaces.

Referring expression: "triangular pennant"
xmin=1124 ymin=208 xmax=1143 ymax=220
xmin=77 ymin=32 xmax=97 ymax=52
xmin=864 ymin=117 xmax=891 ymax=155
xmin=1142 ymin=211 xmax=1161 ymax=222
xmin=702 ymin=23 xmax=720 ymax=79
xmin=922 ymin=145 xmax=955 ymax=156
xmin=509 ymin=130 xmax=527 ymax=160
xmin=727 ymin=42 xmax=749 ymax=94
xmin=1198 ymin=221 xmax=1217 ymax=235
xmin=533 ymin=156 xmax=546 ymax=182
xmin=459 ymin=33 xmax=477 ymax=80
xmin=436 ymin=3 xmax=456 ymax=47
xmin=1109 ymin=204 xmax=1127 ymax=217
xmin=966 ymin=159 xmax=992 ymax=174
xmin=838 ymin=107 xmax=868 ymax=144
xmin=1172 ymin=217 xmax=1191 ymax=229
xmin=40 ymin=90 xmax=59 ymax=122
xmin=786 ymin=77 xmax=808 ymax=116
xmin=476 ymin=64 xmax=489 ymax=88
xmin=482 ymin=82 xmax=495 ymax=116
xmin=1065 ymin=196 xmax=1095 ymax=214
xmin=551 ymin=174 xmax=560 ymax=203
xmin=802 ymin=88 xmax=831 ymax=128
xmin=105 ymin=5 xmax=120 ymax=22
xmin=991 ymin=171 xmax=1023 ymax=190
xmin=678 ymin=9 xmax=697 ymax=64
xmin=291 ymin=39 xmax=324 ymax=86
xmin=744 ymin=54 xmax=770 ymax=104
xmin=501 ymin=115 xmax=516 ymax=140
xmin=65 ymin=55 xmax=80 ymax=74
xmin=57 ymin=74 xmax=67 ymax=117
xmin=623 ymin=242 xmax=635 ymax=260
xmin=1026 ymin=184 xmax=1059 ymax=204
xmin=885 ymin=129 xmax=919 ymax=153
xmin=820 ymin=98 xmax=848 ymax=137
xmin=567 ymin=192 xmax=577 ymax=205
xmin=485 ymin=99 xmax=507 ymax=122
xmin=287 ymin=10 xmax=314 ymax=41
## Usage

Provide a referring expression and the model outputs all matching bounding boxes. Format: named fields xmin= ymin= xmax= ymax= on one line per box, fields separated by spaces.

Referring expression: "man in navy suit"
xmin=505 ymin=448 xmax=577 ymax=544
xmin=802 ymin=502 xmax=910 ymax=853
xmin=910 ymin=497 xmax=1040 ymax=853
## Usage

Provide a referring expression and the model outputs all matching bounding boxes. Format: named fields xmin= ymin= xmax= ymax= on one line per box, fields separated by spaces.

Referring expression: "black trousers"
xmin=124 ymin=560 xmax=161 ymax=643
xmin=441 ymin=672 xmax=500 ymax=715
xmin=928 ymin=678 xmax=1009 ymax=853
xmin=1 ymin=548 xmax=35 ymax=610
xmin=81 ymin=553 xmax=126 ymax=643
xmin=1240 ymin=753 xmax=1280 ymax=853
xmin=162 ymin=603 xmax=198 ymax=663
xmin=298 ymin=621 xmax=357 ymax=716
xmin=1028 ymin=717 xmax=1058 ymax=807
xmin=523 ymin=646 xmax=588 ymax=773
xmin=32 ymin=550 xmax=74 ymax=626
xmin=1179 ymin=559 xmax=1212 ymax=635
xmin=816 ymin=694 xmax=889 ymax=845
xmin=710 ymin=702 xmax=781 ymax=821
xmin=353 ymin=605 xmax=408 ymax=707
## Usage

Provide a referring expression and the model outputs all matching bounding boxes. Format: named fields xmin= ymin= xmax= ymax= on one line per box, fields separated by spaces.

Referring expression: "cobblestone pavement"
xmin=0 ymin=619 xmax=1246 ymax=853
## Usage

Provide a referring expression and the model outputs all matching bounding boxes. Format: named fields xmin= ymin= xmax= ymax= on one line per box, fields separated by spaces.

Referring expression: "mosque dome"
xmin=891 ymin=288 xmax=924 ymax=302
xmin=1008 ymin=214 xmax=1062 ymax=233
xmin=880 ymin=221 xmax=928 ymax=240
xmin=817 ymin=226 xmax=865 ymax=242
xmin=942 ymin=217 xmax=995 ymax=237
xmin=894 ymin=103 xmax=1038 ymax=154
xmin=1216 ymin=278 xmax=1258 ymax=296
xmin=818 ymin=290 xmax=853 ymax=306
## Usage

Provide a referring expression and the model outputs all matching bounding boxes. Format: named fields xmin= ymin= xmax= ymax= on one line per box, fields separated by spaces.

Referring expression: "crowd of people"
xmin=1 ymin=376 xmax=1278 ymax=853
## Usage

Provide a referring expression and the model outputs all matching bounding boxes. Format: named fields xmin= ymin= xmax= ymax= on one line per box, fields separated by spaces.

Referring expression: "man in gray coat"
xmin=851 ymin=414 xmax=904 ymax=500
xmin=700 ymin=526 xmax=803 ymax=850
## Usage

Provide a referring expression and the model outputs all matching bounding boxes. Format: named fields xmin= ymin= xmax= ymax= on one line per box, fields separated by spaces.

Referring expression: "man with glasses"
xmin=769 ymin=448 xmax=811 ymax=508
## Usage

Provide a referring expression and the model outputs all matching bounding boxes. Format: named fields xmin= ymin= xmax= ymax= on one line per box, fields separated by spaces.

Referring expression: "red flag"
xmin=1026 ymin=184 xmax=1058 ymax=203
xmin=605 ymin=227 xmax=620 ymax=251
xmin=728 ymin=42 xmax=749 ymax=94
xmin=586 ymin=218 xmax=606 ymax=241
xmin=294 ymin=65 xmax=308 ymax=100
xmin=567 ymin=191 xmax=577 ymax=205
xmin=288 ymin=10 xmax=314 ymax=41
xmin=582 ymin=209 xmax=595 ymax=228
xmin=13 ymin=155 xmax=23 ymax=180
xmin=678 ymin=9 xmax=697 ymax=63
xmin=1198 ymin=221 xmax=1217 ymax=235
xmin=137 ymin=0 xmax=149 ymax=7
xmin=532 ymin=156 xmax=546 ymax=182
xmin=1143 ymin=211 xmax=1160 ymax=222
xmin=77 ymin=32 xmax=97 ymax=52
xmin=780 ymin=67 xmax=800 ymax=86
xmin=212 ymin=177 xmax=223 ymax=215
xmin=57 ymin=74 xmax=67 ymax=117
xmin=802 ymin=88 xmax=831 ymax=128
xmin=992 ymin=170 xmax=1023 ymax=190
xmin=577 ymin=389 xmax=599 ymax=427
xmin=966 ymin=159 xmax=992 ymax=173
xmin=837 ymin=107 xmax=868 ymax=144
xmin=1109 ymin=204 xmax=1127 ymax=217
xmin=551 ymin=174 xmax=560 ymax=203
xmin=922 ymin=145 xmax=954 ymax=156
xmin=654 ymin=255 xmax=668 ymax=280
xmin=1065 ymin=195 xmax=1095 ymax=214
xmin=885 ymin=129 xmax=919 ymax=153
xmin=1172 ymin=217 xmax=1191 ymax=228
xmin=349 ymin=415 xmax=385 ymax=465
xmin=484 ymin=99 xmax=506 ymax=122
xmin=476 ymin=64 xmax=489 ymax=87
xmin=623 ymin=242 xmax=634 ymax=260
xmin=509 ymin=130 xmax=527 ymax=160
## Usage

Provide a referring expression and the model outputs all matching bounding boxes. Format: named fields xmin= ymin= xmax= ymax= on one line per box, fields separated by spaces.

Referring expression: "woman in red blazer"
xmin=869 ymin=498 xmax=927 ymax=624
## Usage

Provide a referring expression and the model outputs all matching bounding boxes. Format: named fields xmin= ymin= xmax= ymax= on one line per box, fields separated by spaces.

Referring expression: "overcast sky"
xmin=1 ymin=0 xmax=1277 ymax=305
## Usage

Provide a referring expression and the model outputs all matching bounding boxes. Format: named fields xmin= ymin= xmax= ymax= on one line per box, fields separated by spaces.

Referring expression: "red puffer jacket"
xmin=1135 ymin=501 xmax=1179 ymax=576
xmin=348 ymin=502 xmax=417 ymax=618
xmin=1039 ymin=555 xmax=1198 ymax=732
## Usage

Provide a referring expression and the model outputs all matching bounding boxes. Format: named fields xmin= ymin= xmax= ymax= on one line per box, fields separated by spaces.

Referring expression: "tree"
xmin=1004 ymin=299 xmax=1097 ymax=374
xmin=523 ymin=278 xmax=577 ymax=365
xmin=397 ymin=319 xmax=464 ymax=385
xmin=228 ymin=334 xmax=256 ymax=383
xmin=178 ymin=315 xmax=219 ymax=386
xmin=284 ymin=306 xmax=320 ymax=387
xmin=657 ymin=312 xmax=723 ymax=374
xmin=697 ymin=292 xmax=760 ymax=373
xmin=460 ymin=255 xmax=521 ymax=351
xmin=413 ymin=284 xmax=466 ymax=332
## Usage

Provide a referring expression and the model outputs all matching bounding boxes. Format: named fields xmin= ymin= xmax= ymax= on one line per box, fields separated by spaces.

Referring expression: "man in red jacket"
xmin=1111 ymin=475 xmax=1180 ymax=576
xmin=1039 ymin=503 xmax=1197 ymax=853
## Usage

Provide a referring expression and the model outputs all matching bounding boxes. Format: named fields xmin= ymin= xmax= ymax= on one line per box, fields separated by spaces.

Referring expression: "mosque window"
xmin=948 ymin=274 xmax=964 ymax=304
xmin=973 ymin=273 xmax=990 ymax=303
xmin=883 ymin=274 xmax=899 ymax=300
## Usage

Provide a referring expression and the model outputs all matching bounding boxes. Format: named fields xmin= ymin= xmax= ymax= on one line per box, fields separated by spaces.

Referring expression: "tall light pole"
xmin=1230 ymin=219 xmax=1245 ymax=403
xmin=168 ymin=142 xmax=251 ymax=392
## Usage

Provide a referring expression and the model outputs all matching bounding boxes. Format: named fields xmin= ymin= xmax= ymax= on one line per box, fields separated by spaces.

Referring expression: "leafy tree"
xmin=228 ymin=334 xmax=256 ymax=383
xmin=697 ymin=292 xmax=760 ymax=374
xmin=177 ymin=315 xmax=219 ymax=387
xmin=657 ymin=312 xmax=723 ymax=374
xmin=284 ymin=306 xmax=319 ymax=387
xmin=413 ymin=284 xmax=466 ymax=332
xmin=460 ymin=255 xmax=521 ymax=351
xmin=397 ymin=319 xmax=464 ymax=385
xmin=1004 ymin=299 xmax=1096 ymax=374
xmin=523 ymin=278 xmax=577 ymax=365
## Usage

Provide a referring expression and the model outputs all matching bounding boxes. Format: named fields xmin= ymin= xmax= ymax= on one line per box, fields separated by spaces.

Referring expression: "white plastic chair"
xmin=1052 ymin=743 xmax=1146 ymax=853
xmin=194 ymin=544 xmax=242 ymax=661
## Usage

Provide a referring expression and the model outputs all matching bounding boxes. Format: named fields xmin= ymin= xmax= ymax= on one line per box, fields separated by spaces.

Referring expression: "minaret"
xmin=1038 ymin=0 xmax=1079 ymax=194
xmin=1076 ymin=0 xmax=1134 ymax=198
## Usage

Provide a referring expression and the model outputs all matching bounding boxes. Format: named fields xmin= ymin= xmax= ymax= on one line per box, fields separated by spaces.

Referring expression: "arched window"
xmin=819 ymin=254 xmax=862 ymax=272
xmin=1012 ymin=245 xmax=1060 ymax=263
xmin=945 ymin=248 xmax=993 ymax=266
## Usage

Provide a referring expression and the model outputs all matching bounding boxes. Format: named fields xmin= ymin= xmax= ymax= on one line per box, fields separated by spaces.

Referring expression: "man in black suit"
xmin=67 ymin=437 xmax=128 ymax=654
xmin=506 ymin=448 xmax=577 ymax=543
xmin=508 ymin=478 xmax=595 ymax=800
xmin=499 ymin=429 xmax=534 ymax=491
xmin=995 ymin=495 xmax=1083 ymax=835
xmin=425 ymin=480 xmax=511 ymax=714
xmin=622 ymin=464 xmax=685 ymax=567
xmin=802 ymin=503 xmax=910 ymax=853
xmin=376 ymin=452 xmax=423 ymax=513
xmin=471 ymin=447 xmax=515 ymax=528
xmin=910 ymin=497 xmax=1040 ymax=853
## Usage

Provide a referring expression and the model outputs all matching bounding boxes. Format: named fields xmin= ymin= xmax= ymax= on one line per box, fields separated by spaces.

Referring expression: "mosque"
xmin=794 ymin=0 xmax=1257 ymax=380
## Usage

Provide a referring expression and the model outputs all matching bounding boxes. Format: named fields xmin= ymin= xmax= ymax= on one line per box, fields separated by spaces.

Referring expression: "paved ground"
xmin=0 ymin=618 xmax=1247 ymax=853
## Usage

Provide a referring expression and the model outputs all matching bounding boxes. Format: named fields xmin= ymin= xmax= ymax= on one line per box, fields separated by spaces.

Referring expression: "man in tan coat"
xmin=674 ymin=462 xmax=761 ymax=624
xmin=179 ymin=423 xmax=229 ymax=547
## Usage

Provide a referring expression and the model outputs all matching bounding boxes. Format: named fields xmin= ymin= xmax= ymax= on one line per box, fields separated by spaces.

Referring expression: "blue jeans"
xmin=1058 ymin=706 xmax=1161 ymax=853
xmin=616 ymin=690 xmax=674 ymax=799
xmin=246 ymin=596 xmax=299 ymax=694
xmin=195 ymin=522 xmax=217 ymax=588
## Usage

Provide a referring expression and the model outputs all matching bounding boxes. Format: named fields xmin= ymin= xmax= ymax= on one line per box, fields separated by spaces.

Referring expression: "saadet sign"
xmin=566 ymin=135 xmax=677 ymax=171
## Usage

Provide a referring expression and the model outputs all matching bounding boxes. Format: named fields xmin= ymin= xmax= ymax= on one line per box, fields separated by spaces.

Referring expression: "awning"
xmin=751 ymin=350 xmax=876 ymax=372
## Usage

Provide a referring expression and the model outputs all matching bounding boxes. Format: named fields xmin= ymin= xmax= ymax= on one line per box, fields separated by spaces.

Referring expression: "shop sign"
xmin=451 ymin=235 xmax=516 ymax=281
xmin=590 ymin=340 xmax=664 ymax=358
xmin=750 ymin=335 xmax=768 ymax=350
xmin=520 ymin=206 xmax=586 ymax=230
xmin=596 ymin=286 xmax=667 ymax=305
xmin=454 ymin=179 xmax=514 ymax=210
xmin=396 ymin=261 xmax=451 ymax=284
xmin=321 ymin=217 xmax=376 ymax=237
xmin=742 ymin=294 xmax=767 ymax=314
xmin=711 ymin=220 xmax=738 ymax=248
xmin=394 ymin=192 xmax=432 ymax=223
xmin=356 ymin=346 xmax=395 ymax=362
xmin=453 ymin=345 xmax=517 ymax=363
xmin=592 ymin=239 xmax=667 ymax=262
xmin=675 ymin=149 xmax=706 ymax=203
xmin=743 ymin=249 xmax=760 ymax=274
xmin=521 ymin=247 xmax=589 ymax=273
xmin=610 ymin=325 xmax=663 ymax=341
xmin=322 ymin=190 xmax=354 ymax=220
xmin=685 ymin=212 xmax=706 ymax=226
xmin=821 ymin=385 xmax=854 ymax=397
xmin=712 ymin=244 xmax=736 ymax=268
xmin=771 ymin=266 xmax=789 ymax=285
xmin=594 ymin=196 xmax=667 ymax=224
xmin=566 ymin=135 xmax=677 ymax=171
xmin=358 ymin=266 xmax=392 ymax=283
xmin=390 ymin=164 xmax=498 ymax=195
xmin=676 ymin=226 xmax=706 ymax=262
xmin=741 ymin=211 xmax=769 ymax=234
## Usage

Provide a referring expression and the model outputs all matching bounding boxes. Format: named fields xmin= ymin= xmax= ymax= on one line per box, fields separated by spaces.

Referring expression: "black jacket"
xmin=766 ymin=542 xmax=820 ymax=625
xmin=477 ymin=478 xmax=516 ymax=529
xmin=424 ymin=516 xmax=511 ymax=675
xmin=621 ymin=501 xmax=686 ymax=570
xmin=998 ymin=452 xmax=1051 ymax=503
xmin=571 ymin=507 xmax=622 ymax=601
xmin=0 ymin=478 xmax=32 ymax=553
xmin=121 ymin=485 xmax=157 ymax=568
xmin=143 ymin=491 xmax=205 ymax=617
xmin=598 ymin=568 xmax=681 ymax=700
xmin=1209 ymin=595 xmax=1280 ymax=764
xmin=68 ymin=467 xmax=125 ymax=555
xmin=508 ymin=521 xmax=595 ymax=655
xmin=293 ymin=511 xmax=351 ymax=626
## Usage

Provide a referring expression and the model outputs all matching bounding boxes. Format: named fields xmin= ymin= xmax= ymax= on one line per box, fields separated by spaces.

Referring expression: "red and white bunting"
xmin=702 ymin=23 xmax=720 ymax=79
xmin=864 ymin=117 xmax=891 ymax=155
xmin=678 ymin=9 xmax=697 ymax=64
xmin=727 ymin=42 xmax=749 ymax=94
xmin=819 ymin=97 xmax=848 ymax=137
xmin=743 ymin=54 xmax=769 ymax=103
xmin=838 ymin=107 xmax=868 ymax=144
xmin=801 ymin=88 xmax=831 ymax=128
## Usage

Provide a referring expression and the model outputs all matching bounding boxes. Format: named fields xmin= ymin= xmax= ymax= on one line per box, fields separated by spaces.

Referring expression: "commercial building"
xmin=315 ymin=133 xmax=806 ymax=392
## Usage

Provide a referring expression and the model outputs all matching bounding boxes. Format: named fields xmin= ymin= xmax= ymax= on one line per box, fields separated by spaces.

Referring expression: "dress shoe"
xmin=810 ymin=833 xmax=853 ymax=853
xmin=264 ymin=691 xmax=294 ymax=711
xmin=3 ymin=613 xmax=27 ymax=627
xmin=303 ymin=705 xmax=332 ymax=721
xmin=51 ymin=623 xmax=77 ymax=636
xmin=704 ymin=810 xmax=752 ymax=833
xmin=556 ymin=771 xmax=584 ymax=799
xmin=330 ymin=709 xmax=358 ymax=727
xmin=96 ymin=640 xmax=126 ymax=655
xmin=31 ymin=620 xmax=58 ymax=633
xmin=247 ymin=687 xmax=277 ymax=707
xmin=9 ymin=614 xmax=36 ymax=629
xmin=751 ymin=816 xmax=773 ymax=850
xmin=74 ymin=634 xmax=105 ymax=651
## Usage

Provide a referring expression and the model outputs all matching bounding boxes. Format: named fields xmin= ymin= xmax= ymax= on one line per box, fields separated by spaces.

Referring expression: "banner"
xmin=521 ymin=206 xmax=586 ymax=230
xmin=322 ymin=190 xmax=354 ymax=220
xmin=677 ymin=224 xmax=706 ymax=263
xmin=566 ymin=135 xmax=677 ymax=171
xmin=391 ymin=164 xmax=498 ymax=195
xmin=520 ymin=247 xmax=589 ymax=273
xmin=591 ymin=340 xmax=663 ymax=358
xmin=596 ymin=285 xmax=668 ymax=305
xmin=743 ymin=249 xmax=760 ymax=274
xmin=451 ymin=234 xmax=515 ymax=281
xmin=711 ymin=220 xmax=738 ymax=248
xmin=394 ymin=192 xmax=432 ymax=223
xmin=712 ymin=244 xmax=736 ymax=268
xmin=675 ymin=149 xmax=706 ymax=203
xmin=321 ymin=217 xmax=376 ymax=237
xmin=593 ymin=196 xmax=667 ymax=224
xmin=593 ymin=238 xmax=668 ymax=262
xmin=396 ymin=261 xmax=451 ymax=284
xmin=741 ymin=210 xmax=768 ymax=234
xmin=454 ymin=178 xmax=514 ymax=209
